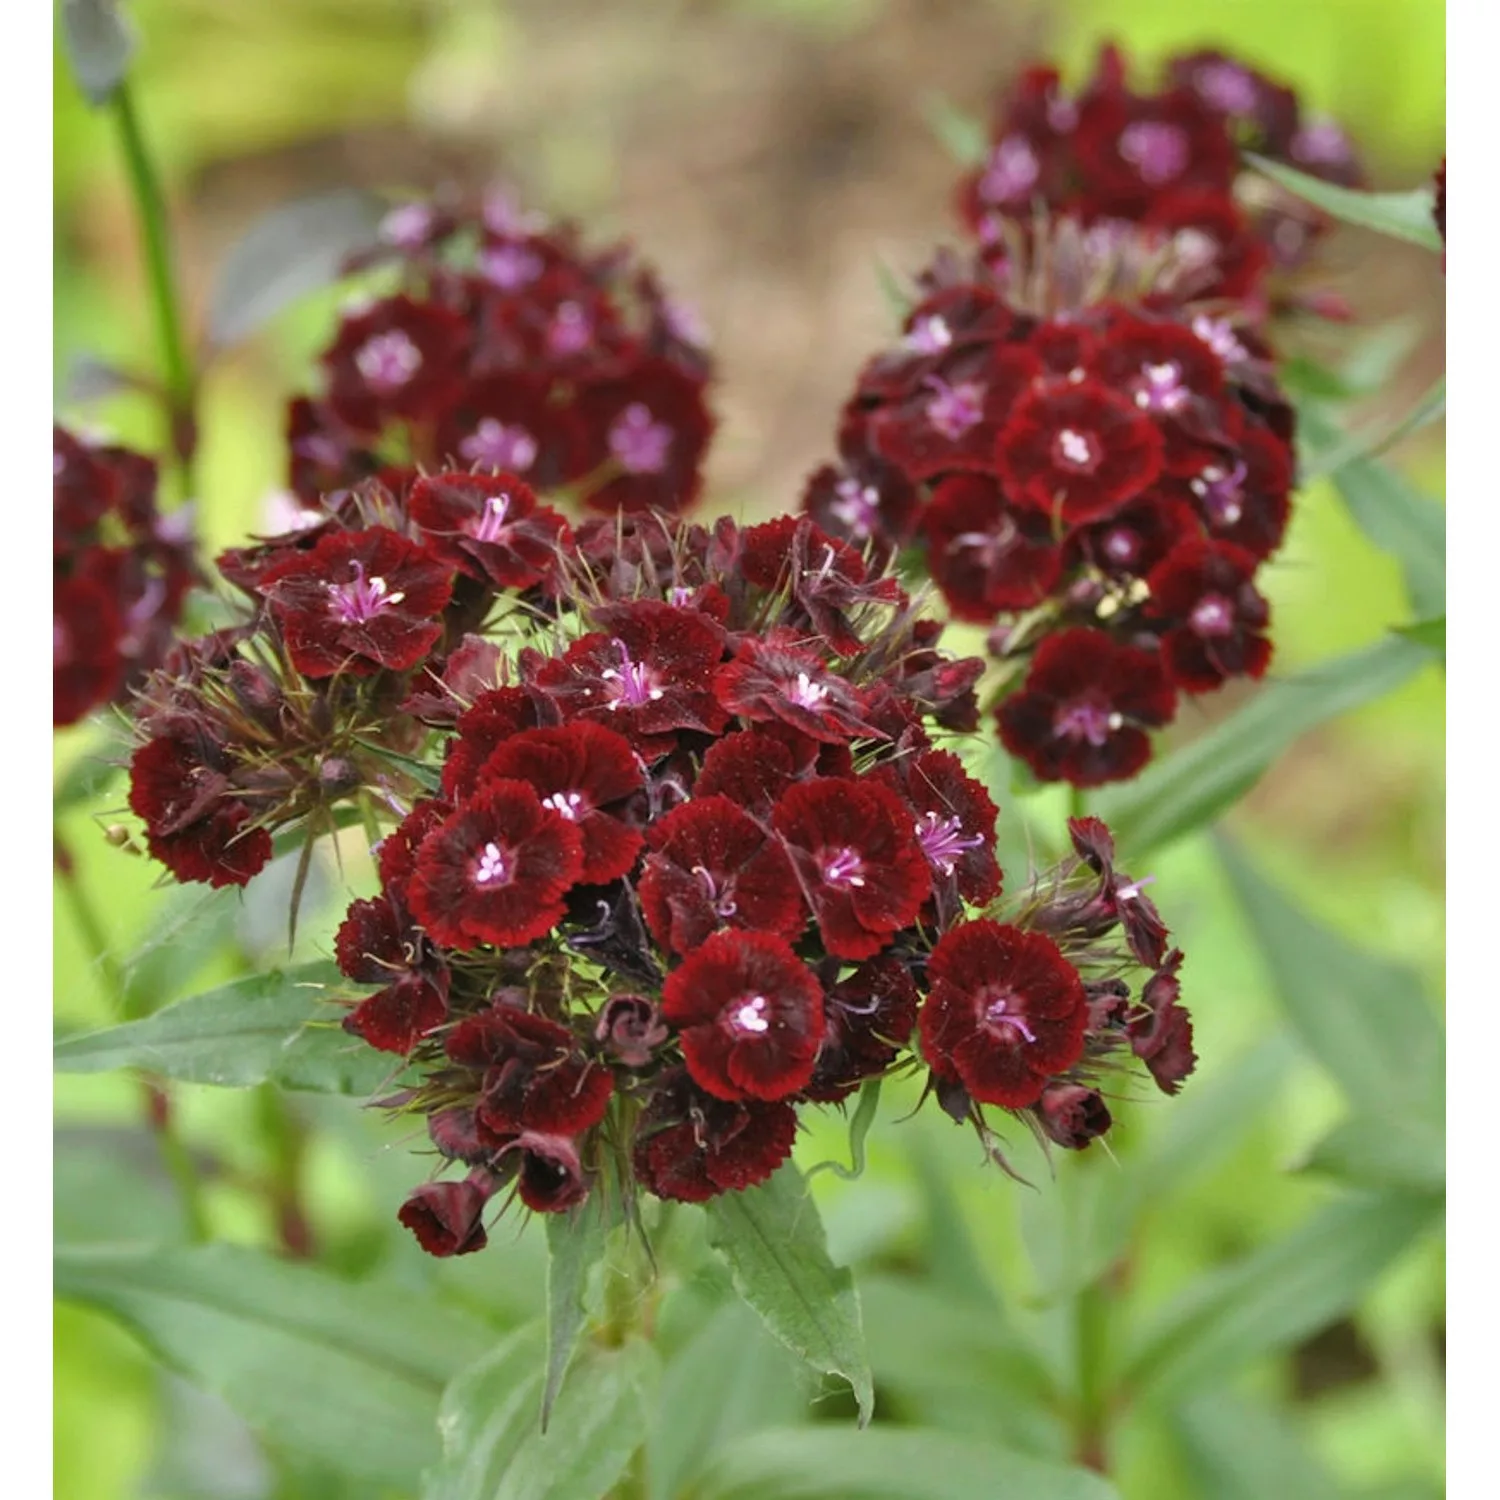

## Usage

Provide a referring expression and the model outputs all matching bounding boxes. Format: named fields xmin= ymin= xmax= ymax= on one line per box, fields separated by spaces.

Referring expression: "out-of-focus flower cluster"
xmin=286 ymin=190 xmax=714 ymax=518
xmin=54 ymin=425 xmax=198 ymax=727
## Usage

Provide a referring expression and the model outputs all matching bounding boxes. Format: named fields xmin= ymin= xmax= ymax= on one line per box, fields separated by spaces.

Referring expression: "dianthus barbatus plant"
xmin=122 ymin=493 xmax=1193 ymax=1252
xmin=285 ymin=188 xmax=714 ymax=517
xmin=804 ymin=220 xmax=1296 ymax=787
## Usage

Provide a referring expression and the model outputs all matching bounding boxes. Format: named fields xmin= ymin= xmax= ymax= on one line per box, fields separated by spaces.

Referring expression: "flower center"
xmin=1118 ymin=120 xmax=1190 ymax=185
xmin=821 ymin=847 xmax=866 ymax=889
xmin=547 ymin=301 xmax=592 ymax=356
xmin=915 ymin=812 xmax=986 ymax=876
xmin=293 ymin=431 xmax=345 ymax=468
xmin=979 ymin=135 xmax=1041 ymax=203
xmin=693 ymin=864 xmax=738 ymax=919
xmin=728 ymin=994 xmax=771 ymax=1036
xmin=609 ymin=404 xmax=674 ymax=475
xmin=904 ymin=314 xmax=954 ymax=355
xmin=541 ymin=790 xmax=586 ymax=821
xmin=601 ymin=640 xmax=663 ymax=709
xmin=471 ymin=840 xmax=514 ymax=887
xmin=1191 ymin=315 xmax=1247 ymax=364
xmin=460 ymin=419 xmax=538 ymax=473
xmin=1189 ymin=593 xmax=1236 ymax=638
xmin=1194 ymin=61 xmax=1257 ymax=115
xmin=1133 ymin=362 xmax=1189 ymax=413
xmin=1292 ymin=119 xmax=1350 ymax=166
xmin=1100 ymin=526 xmax=1141 ymax=567
xmin=1053 ymin=697 xmax=1121 ymax=747
xmin=379 ymin=203 xmax=433 ymax=249
xmin=327 ymin=562 xmax=405 ymax=623
xmin=1053 ymin=427 xmax=1101 ymax=472
xmin=828 ymin=479 xmax=882 ymax=538
xmin=982 ymin=990 xmax=1037 ymax=1043
xmin=480 ymin=242 xmax=544 ymax=289
xmin=1192 ymin=462 xmax=1248 ymax=528
xmin=354 ymin=330 xmax=423 ymax=391
xmin=924 ymin=377 xmax=986 ymax=441
xmin=785 ymin=671 xmax=830 ymax=711
xmin=469 ymin=493 xmax=513 ymax=543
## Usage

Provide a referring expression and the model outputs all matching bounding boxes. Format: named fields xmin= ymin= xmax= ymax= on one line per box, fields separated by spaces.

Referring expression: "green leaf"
xmin=54 ymin=962 xmax=392 ymax=1095
xmin=704 ymin=1162 xmax=874 ymax=1425
xmin=921 ymin=93 xmax=988 ymax=167
xmin=61 ymin=0 xmax=137 ymax=105
xmin=1172 ymin=1391 xmax=1342 ymax=1500
xmin=1298 ymin=1113 xmax=1445 ymax=1193
xmin=905 ymin=1130 xmax=1001 ymax=1309
xmin=207 ymin=191 xmax=387 ymax=349
xmin=1217 ymin=837 xmax=1444 ymax=1124
xmin=430 ymin=1323 xmax=657 ymax=1500
xmin=1396 ymin=616 xmax=1445 ymax=659
xmin=1298 ymin=404 xmax=1446 ymax=616
xmin=54 ymin=733 xmax=126 ymax=812
xmin=1122 ymin=1188 xmax=1442 ymax=1404
xmin=685 ymin=1427 xmax=1120 ymax=1500
xmin=807 ymin=1078 xmax=881 ymax=1182
xmin=1298 ymin=375 xmax=1445 ymax=483
xmin=54 ymin=1243 xmax=494 ymax=1488
xmin=541 ymin=1201 xmax=614 ymax=1430
xmin=1095 ymin=637 xmax=1429 ymax=857
xmin=1246 ymin=154 xmax=1443 ymax=251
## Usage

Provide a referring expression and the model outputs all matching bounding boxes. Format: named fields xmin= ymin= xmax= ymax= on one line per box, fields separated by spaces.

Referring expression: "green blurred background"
xmin=54 ymin=3 xmax=1444 ymax=1498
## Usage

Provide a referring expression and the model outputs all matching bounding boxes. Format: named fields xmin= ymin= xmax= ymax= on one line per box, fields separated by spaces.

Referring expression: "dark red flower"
xmin=1068 ymin=492 xmax=1197 ymax=580
xmin=259 ymin=527 xmax=454 ymax=679
xmin=54 ymin=572 xmax=124 ymax=726
xmin=432 ymin=372 xmax=587 ymax=492
xmin=923 ymin=474 xmax=1062 ymax=620
xmin=376 ymin=800 xmax=454 ymax=894
xmin=1072 ymin=85 xmax=1237 ymax=208
xmin=1141 ymin=188 xmax=1269 ymax=302
xmin=344 ymin=975 xmax=449 ymax=1056
xmin=527 ymin=601 xmax=727 ymax=760
xmin=446 ymin=1003 xmax=614 ymax=1135
xmin=442 ymin=687 xmax=541 ymax=801
xmin=639 ymin=795 xmax=803 ymax=955
xmin=997 ymin=628 xmax=1177 ymax=787
xmin=1145 ymin=537 xmax=1271 ymax=692
xmin=408 ymin=471 xmax=570 ymax=591
xmin=884 ymin=748 xmax=1002 ymax=904
xmin=507 ymin=1131 xmax=593 ymax=1213
xmin=803 ymin=955 xmax=921 ymax=1103
xmin=995 ymin=379 xmax=1163 ymax=524
xmin=476 ymin=722 xmax=645 ymax=885
xmin=692 ymin=725 xmax=848 ymax=817
xmin=398 ymin=1178 xmax=492 ymax=1256
xmin=1033 ymin=1083 xmax=1112 ymax=1149
xmin=321 ymin=294 xmax=470 ymax=433
xmin=772 ymin=777 xmax=930 ymax=959
xmin=714 ymin=637 xmax=879 ymax=745
xmin=1129 ymin=949 xmax=1196 ymax=1094
xmin=594 ymin=994 xmax=669 ymax=1067
xmin=801 ymin=458 xmax=920 ymax=558
xmin=407 ymin=779 xmax=584 ymax=948
xmin=335 ymin=894 xmax=449 ymax=1054
xmin=919 ymin=919 xmax=1088 ymax=1109
xmin=402 ymin=634 xmax=506 ymax=725
xmin=660 ymin=931 xmax=824 ymax=1102
xmin=1175 ymin=424 xmax=1292 ymax=560
xmin=633 ymin=1068 xmax=798 ymax=1202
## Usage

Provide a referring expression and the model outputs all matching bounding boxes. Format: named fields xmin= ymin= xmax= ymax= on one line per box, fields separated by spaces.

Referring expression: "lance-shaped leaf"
xmin=1298 ymin=1112 xmax=1445 ymax=1193
xmin=53 ymin=962 xmax=392 ymax=1096
xmin=54 ymin=1244 xmax=494 ymax=1489
xmin=1247 ymin=154 xmax=1443 ymax=251
xmin=704 ymin=1162 xmax=875 ymax=1425
xmin=542 ymin=1197 xmax=617 ymax=1430
xmin=1095 ymin=636 xmax=1430 ymax=857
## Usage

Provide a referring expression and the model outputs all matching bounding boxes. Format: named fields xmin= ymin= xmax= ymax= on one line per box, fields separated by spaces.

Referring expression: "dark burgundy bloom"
xmin=1069 ymin=492 xmax=1197 ymax=580
xmin=407 ymin=780 xmax=584 ymax=948
xmin=527 ymin=601 xmax=727 ymax=759
xmin=924 ymin=475 xmax=1062 ymax=620
xmin=128 ymin=734 xmax=273 ymax=889
xmin=919 ymin=919 xmax=1088 ymax=1108
xmin=343 ymin=974 xmax=448 ymax=1056
xmin=772 ymin=777 xmax=930 ymax=960
xmin=335 ymin=894 xmax=450 ymax=1054
xmin=594 ymin=994 xmax=669 ymax=1067
xmin=433 ymin=372 xmax=588 ymax=492
xmin=446 ymin=1002 xmax=614 ymax=1135
xmin=633 ymin=1068 xmax=798 ymax=1202
xmin=1129 ymin=949 xmax=1196 ymax=1094
xmin=321 ymin=294 xmax=470 ymax=433
xmin=408 ymin=471 xmax=570 ymax=591
xmin=398 ymin=1177 xmax=492 ymax=1256
xmin=1146 ymin=537 xmax=1272 ymax=692
xmin=693 ymin=725 xmax=847 ymax=817
xmin=639 ymin=795 xmax=803 ymax=955
xmin=995 ymin=379 xmax=1164 ymax=524
xmin=376 ymin=800 xmax=454 ymax=895
xmin=803 ymin=955 xmax=921 ymax=1103
xmin=1072 ymin=84 xmax=1237 ymax=207
xmin=442 ymin=687 xmax=541 ymax=800
xmin=660 ymin=930 xmax=824 ymax=1102
xmin=1176 ymin=424 xmax=1292 ymax=560
xmin=477 ymin=722 xmax=645 ymax=884
xmin=714 ymin=637 xmax=879 ymax=745
xmin=507 ymin=1131 xmax=592 ymax=1213
xmin=997 ymin=628 xmax=1177 ymax=787
xmin=883 ymin=748 xmax=1002 ymax=904
xmin=259 ymin=527 xmax=454 ymax=678
xmin=801 ymin=458 xmax=920 ymax=559
xmin=571 ymin=358 xmax=714 ymax=514
xmin=54 ymin=573 xmax=124 ymax=725
xmin=1033 ymin=1083 xmax=1113 ymax=1149
xmin=402 ymin=634 xmax=506 ymax=724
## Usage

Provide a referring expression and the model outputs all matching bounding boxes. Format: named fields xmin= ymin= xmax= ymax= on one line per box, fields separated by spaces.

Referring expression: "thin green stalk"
xmin=110 ymin=82 xmax=198 ymax=501
xmin=1072 ymin=1281 xmax=1112 ymax=1473
xmin=54 ymin=830 xmax=126 ymax=1004
xmin=1069 ymin=784 xmax=1088 ymax=821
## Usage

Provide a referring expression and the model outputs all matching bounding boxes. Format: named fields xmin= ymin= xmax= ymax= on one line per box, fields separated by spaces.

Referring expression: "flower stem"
xmin=1072 ymin=1280 xmax=1112 ymax=1473
xmin=110 ymin=81 xmax=198 ymax=502
xmin=1069 ymin=785 xmax=1088 ymax=821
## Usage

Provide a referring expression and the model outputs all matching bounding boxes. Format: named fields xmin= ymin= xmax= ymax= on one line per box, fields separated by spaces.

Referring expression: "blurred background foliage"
xmin=53 ymin=2 xmax=1444 ymax=1498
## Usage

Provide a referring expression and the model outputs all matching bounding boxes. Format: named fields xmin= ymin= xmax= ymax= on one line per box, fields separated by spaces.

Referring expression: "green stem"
xmin=1068 ymin=784 xmax=1088 ymax=822
xmin=110 ymin=82 xmax=198 ymax=501
xmin=255 ymin=1083 xmax=316 ymax=1259
xmin=54 ymin=830 xmax=126 ymax=1004
xmin=1072 ymin=1281 xmax=1112 ymax=1473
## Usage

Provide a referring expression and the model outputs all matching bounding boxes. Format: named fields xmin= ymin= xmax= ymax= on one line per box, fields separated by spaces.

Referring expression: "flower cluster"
xmin=287 ymin=511 xmax=1198 ymax=1255
xmin=286 ymin=190 xmax=714 ymax=517
xmin=804 ymin=243 xmax=1294 ymax=786
xmin=54 ymin=426 xmax=197 ymax=727
xmin=954 ymin=45 xmax=1363 ymax=319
